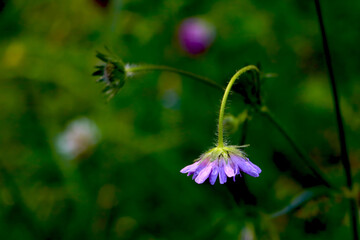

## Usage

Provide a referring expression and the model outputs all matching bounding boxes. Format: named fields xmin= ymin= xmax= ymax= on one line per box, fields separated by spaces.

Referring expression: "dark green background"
xmin=0 ymin=0 xmax=359 ymax=239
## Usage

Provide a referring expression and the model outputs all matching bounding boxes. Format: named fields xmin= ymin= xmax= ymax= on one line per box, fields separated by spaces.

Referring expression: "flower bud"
xmin=223 ymin=114 xmax=239 ymax=134
xmin=93 ymin=51 xmax=126 ymax=99
xmin=223 ymin=110 xmax=248 ymax=134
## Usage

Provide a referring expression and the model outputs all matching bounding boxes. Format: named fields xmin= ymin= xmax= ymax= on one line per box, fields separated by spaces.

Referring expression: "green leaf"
xmin=271 ymin=186 xmax=330 ymax=218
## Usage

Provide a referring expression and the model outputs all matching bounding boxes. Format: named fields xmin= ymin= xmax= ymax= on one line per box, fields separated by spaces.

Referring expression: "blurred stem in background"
xmin=314 ymin=0 xmax=359 ymax=239
xmin=0 ymin=164 xmax=43 ymax=238
xmin=259 ymin=107 xmax=332 ymax=188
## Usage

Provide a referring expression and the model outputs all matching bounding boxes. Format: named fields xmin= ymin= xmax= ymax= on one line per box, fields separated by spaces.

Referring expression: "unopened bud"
xmin=223 ymin=110 xmax=248 ymax=134
xmin=93 ymin=51 xmax=126 ymax=99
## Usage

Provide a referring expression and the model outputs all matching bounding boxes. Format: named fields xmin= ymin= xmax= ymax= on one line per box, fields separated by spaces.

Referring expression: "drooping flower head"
xmin=178 ymin=17 xmax=216 ymax=55
xmin=181 ymin=145 xmax=261 ymax=185
xmin=180 ymin=65 xmax=262 ymax=185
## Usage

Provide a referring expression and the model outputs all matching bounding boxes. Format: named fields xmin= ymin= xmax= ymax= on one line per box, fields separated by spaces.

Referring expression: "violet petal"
xmin=195 ymin=163 xmax=213 ymax=184
xmin=224 ymin=160 xmax=235 ymax=177
xmin=209 ymin=164 xmax=219 ymax=185
xmin=180 ymin=161 xmax=199 ymax=174
xmin=218 ymin=160 xmax=227 ymax=184
xmin=231 ymin=155 xmax=261 ymax=177
xmin=239 ymin=161 xmax=260 ymax=177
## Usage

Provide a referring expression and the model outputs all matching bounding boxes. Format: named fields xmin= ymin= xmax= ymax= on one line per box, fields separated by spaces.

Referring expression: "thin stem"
xmin=127 ymin=65 xmax=224 ymax=91
xmin=314 ymin=0 xmax=358 ymax=238
xmin=0 ymin=163 xmax=43 ymax=238
xmin=260 ymin=107 xmax=332 ymax=188
xmin=217 ymin=65 xmax=259 ymax=147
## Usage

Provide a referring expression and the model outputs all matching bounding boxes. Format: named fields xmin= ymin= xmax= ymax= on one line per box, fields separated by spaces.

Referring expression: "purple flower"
xmin=180 ymin=146 xmax=261 ymax=185
xmin=178 ymin=18 xmax=215 ymax=55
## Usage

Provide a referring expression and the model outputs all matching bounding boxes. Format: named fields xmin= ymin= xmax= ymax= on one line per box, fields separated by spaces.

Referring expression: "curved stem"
xmin=260 ymin=107 xmax=333 ymax=189
xmin=126 ymin=65 xmax=224 ymax=91
xmin=314 ymin=0 xmax=358 ymax=238
xmin=217 ymin=65 xmax=259 ymax=147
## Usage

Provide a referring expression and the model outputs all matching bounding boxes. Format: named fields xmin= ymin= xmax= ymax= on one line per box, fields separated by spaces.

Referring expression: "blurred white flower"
xmin=56 ymin=118 xmax=100 ymax=160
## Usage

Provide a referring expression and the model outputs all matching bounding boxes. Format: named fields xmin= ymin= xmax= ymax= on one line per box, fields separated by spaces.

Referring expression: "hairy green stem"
xmin=260 ymin=107 xmax=332 ymax=188
xmin=128 ymin=64 xmax=259 ymax=148
xmin=314 ymin=0 xmax=358 ymax=238
xmin=127 ymin=65 xmax=224 ymax=91
xmin=217 ymin=65 xmax=259 ymax=147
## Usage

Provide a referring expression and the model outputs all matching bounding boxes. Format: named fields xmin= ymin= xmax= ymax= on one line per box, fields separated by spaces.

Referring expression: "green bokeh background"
xmin=1 ymin=0 xmax=360 ymax=239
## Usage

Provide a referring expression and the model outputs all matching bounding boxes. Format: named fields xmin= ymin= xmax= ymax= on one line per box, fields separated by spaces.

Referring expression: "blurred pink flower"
xmin=178 ymin=18 xmax=215 ymax=55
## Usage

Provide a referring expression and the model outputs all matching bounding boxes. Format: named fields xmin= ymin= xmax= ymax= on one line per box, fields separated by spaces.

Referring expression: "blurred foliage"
xmin=0 ymin=0 xmax=360 ymax=239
